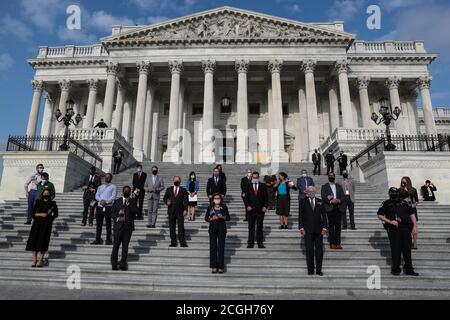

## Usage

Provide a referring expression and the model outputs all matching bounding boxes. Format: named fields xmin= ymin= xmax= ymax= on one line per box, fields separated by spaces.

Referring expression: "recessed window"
xmin=282 ymin=103 xmax=289 ymax=115
xmin=163 ymin=103 xmax=170 ymax=116
xmin=192 ymin=103 xmax=203 ymax=115
xmin=249 ymin=103 xmax=260 ymax=115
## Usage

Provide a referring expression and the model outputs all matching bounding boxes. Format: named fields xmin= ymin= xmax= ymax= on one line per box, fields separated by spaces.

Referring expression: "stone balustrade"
xmin=38 ymin=45 xmax=108 ymax=58
xmin=348 ymin=40 xmax=426 ymax=54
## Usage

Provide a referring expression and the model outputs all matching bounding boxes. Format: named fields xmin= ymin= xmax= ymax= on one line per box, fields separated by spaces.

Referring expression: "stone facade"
xmin=26 ymin=6 xmax=439 ymax=164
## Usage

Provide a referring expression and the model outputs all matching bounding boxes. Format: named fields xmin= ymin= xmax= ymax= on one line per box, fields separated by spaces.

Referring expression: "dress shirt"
xmin=24 ymin=173 xmax=42 ymax=191
xmin=95 ymin=183 xmax=117 ymax=207
xmin=329 ymin=183 xmax=337 ymax=198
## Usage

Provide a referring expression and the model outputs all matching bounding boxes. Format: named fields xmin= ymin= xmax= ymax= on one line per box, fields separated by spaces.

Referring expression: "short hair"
xmin=104 ymin=173 xmax=113 ymax=179
xmin=252 ymin=171 xmax=259 ymax=177
xmin=123 ymin=185 xmax=131 ymax=192
xmin=36 ymin=164 xmax=44 ymax=169
xmin=90 ymin=166 xmax=96 ymax=171
xmin=41 ymin=172 xmax=49 ymax=179
xmin=425 ymin=180 xmax=431 ymax=184
xmin=137 ymin=163 xmax=142 ymax=168
xmin=279 ymin=172 xmax=287 ymax=179
xmin=173 ymin=175 xmax=181 ymax=180
xmin=152 ymin=165 xmax=158 ymax=170
xmin=212 ymin=192 xmax=222 ymax=198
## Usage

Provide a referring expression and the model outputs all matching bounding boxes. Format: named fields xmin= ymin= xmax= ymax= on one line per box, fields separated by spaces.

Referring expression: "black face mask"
xmin=152 ymin=170 xmax=158 ymax=175
xmin=329 ymin=178 xmax=335 ymax=183
xmin=42 ymin=195 xmax=50 ymax=200
xmin=343 ymin=174 xmax=349 ymax=178
xmin=123 ymin=192 xmax=131 ymax=198
xmin=401 ymin=182 xmax=407 ymax=187
xmin=389 ymin=194 xmax=400 ymax=201
xmin=90 ymin=170 xmax=96 ymax=175
xmin=174 ymin=181 xmax=180 ymax=187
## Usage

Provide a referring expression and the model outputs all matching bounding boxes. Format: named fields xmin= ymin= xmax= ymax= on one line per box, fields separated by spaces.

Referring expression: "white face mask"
xmin=137 ymin=168 xmax=142 ymax=172
xmin=191 ymin=175 xmax=195 ymax=179
xmin=252 ymin=179 xmax=259 ymax=184
xmin=41 ymin=180 xmax=48 ymax=184
xmin=302 ymin=173 xmax=307 ymax=177
xmin=37 ymin=168 xmax=44 ymax=173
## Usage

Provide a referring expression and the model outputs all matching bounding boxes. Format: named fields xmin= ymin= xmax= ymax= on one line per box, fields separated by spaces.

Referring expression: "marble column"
xmin=296 ymin=79 xmax=309 ymax=161
xmin=143 ymin=81 xmax=155 ymax=158
xmin=335 ymin=60 xmax=354 ymax=128
xmin=26 ymin=80 xmax=44 ymax=137
xmin=84 ymin=79 xmax=98 ymax=128
xmin=56 ymin=80 xmax=72 ymax=134
xmin=40 ymin=91 xmax=54 ymax=137
xmin=356 ymin=76 xmax=372 ymax=128
xmin=268 ymin=59 xmax=289 ymax=162
xmin=326 ymin=77 xmax=340 ymax=133
xmin=386 ymin=76 xmax=406 ymax=133
xmin=235 ymin=59 xmax=250 ymax=163
xmin=201 ymin=59 xmax=216 ymax=163
xmin=417 ymin=75 xmax=437 ymax=135
xmin=163 ymin=60 xmax=183 ymax=163
xmin=103 ymin=62 xmax=120 ymax=127
xmin=122 ymin=98 xmax=132 ymax=143
xmin=112 ymin=79 xmax=126 ymax=134
xmin=133 ymin=61 xmax=151 ymax=161
xmin=406 ymin=89 xmax=420 ymax=135
xmin=150 ymin=107 xmax=160 ymax=162
xmin=301 ymin=60 xmax=320 ymax=154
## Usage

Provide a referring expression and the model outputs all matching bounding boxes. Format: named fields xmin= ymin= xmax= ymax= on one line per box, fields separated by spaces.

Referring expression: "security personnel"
xmin=377 ymin=187 xmax=419 ymax=276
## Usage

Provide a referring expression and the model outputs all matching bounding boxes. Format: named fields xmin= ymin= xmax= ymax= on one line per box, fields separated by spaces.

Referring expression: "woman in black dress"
xmin=26 ymin=189 xmax=58 ymax=267
xmin=399 ymin=176 xmax=419 ymax=249
xmin=186 ymin=171 xmax=199 ymax=221
xmin=273 ymin=172 xmax=297 ymax=230
xmin=205 ymin=193 xmax=230 ymax=274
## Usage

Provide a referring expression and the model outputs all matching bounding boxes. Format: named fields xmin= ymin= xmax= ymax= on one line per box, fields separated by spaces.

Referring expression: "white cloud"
xmin=0 ymin=53 xmax=14 ymax=72
xmin=379 ymin=0 xmax=429 ymax=11
xmin=20 ymin=0 xmax=65 ymax=29
xmin=0 ymin=15 xmax=33 ymax=40
xmin=147 ymin=16 xmax=169 ymax=24
xmin=57 ymin=28 xmax=98 ymax=44
xmin=89 ymin=11 xmax=135 ymax=32
xmin=327 ymin=0 xmax=366 ymax=20
xmin=129 ymin=0 xmax=197 ymax=12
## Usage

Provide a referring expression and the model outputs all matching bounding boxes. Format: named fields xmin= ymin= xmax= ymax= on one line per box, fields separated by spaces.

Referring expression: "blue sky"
xmin=0 ymin=0 xmax=449 ymax=142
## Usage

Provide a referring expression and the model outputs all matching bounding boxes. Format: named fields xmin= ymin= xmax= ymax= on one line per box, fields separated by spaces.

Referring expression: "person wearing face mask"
xmin=26 ymin=189 xmax=58 ymax=268
xmin=341 ymin=170 xmax=356 ymax=230
xmin=399 ymin=176 xmax=419 ymax=250
xmin=23 ymin=164 xmax=44 ymax=225
xmin=36 ymin=172 xmax=55 ymax=201
xmin=205 ymin=193 xmax=231 ymax=274
xmin=296 ymin=169 xmax=315 ymax=201
xmin=244 ymin=172 xmax=268 ymax=248
xmin=144 ymin=165 xmax=165 ymax=228
xmin=421 ymin=180 xmax=437 ymax=202
xmin=273 ymin=172 xmax=298 ymax=229
xmin=186 ymin=171 xmax=199 ymax=221
xmin=215 ymin=164 xmax=227 ymax=183
xmin=112 ymin=148 xmax=124 ymax=175
xmin=163 ymin=176 xmax=189 ymax=247
xmin=207 ymin=167 xmax=227 ymax=204
xmin=92 ymin=173 xmax=117 ymax=245
xmin=299 ymin=186 xmax=328 ymax=276
xmin=325 ymin=150 xmax=335 ymax=175
xmin=311 ymin=149 xmax=321 ymax=176
xmin=132 ymin=164 xmax=147 ymax=220
xmin=110 ymin=186 xmax=138 ymax=271
xmin=337 ymin=150 xmax=348 ymax=176
xmin=321 ymin=172 xmax=345 ymax=250
xmin=377 ymin=187 xmax=419 ymax=276
xmin=82 ymin=166 xmax=101 ymax=226
xmin=263 ymin=168 xmax=277 ymax=210
xmin=240 ymin=169 xmax=253 ymax=222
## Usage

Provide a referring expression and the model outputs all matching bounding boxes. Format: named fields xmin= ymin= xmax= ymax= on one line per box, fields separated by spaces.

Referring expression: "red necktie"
xmin=174 ymin=187 xmax=178 ymax=198
xmin=254 ymin=184 xmax=258 ymax=196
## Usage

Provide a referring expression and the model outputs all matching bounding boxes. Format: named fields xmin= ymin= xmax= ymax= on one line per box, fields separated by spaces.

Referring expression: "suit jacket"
xmin=296 ymin=176 xmax=315 ymax=199
xmin=163 ymin=186 xmax=188 ymax=215
xmin=337 ymin=154 xmax=348 ymax=167
xmin=298 ymin=197 xmax=328 ymax=234
xmin=111 ymin=197 xmax=138 ymax=231
xmin=243 ymin=182 xmax=268 ymax=213
xmin=240 ymin=176 xmax=252 ymax=197
xmin=273 ymin=182 xmax=298 ymax=201
xmin=312 ymin=153 xmax=321 ymax=164
xmin=132 ymin=172 xmax=147 ymax=190
xmin=321 ymin=182 xmax=345 ymax=213
xmin=325 ymin=153 xmax=335 ymax=165
xmin=144 ymin=175 xmax=165 ymax=200
xmin=204 ymin=204 xmax=231 ymax=234
xmin=421 ymin=185 xmax=437 ymax=201
xmin=206 ymin=176 xmax=227 ymax=197
xmin=84 ymin=174 xmax=101 ymax=192
xmin=342 ymin=178 xmax=356 ymax=202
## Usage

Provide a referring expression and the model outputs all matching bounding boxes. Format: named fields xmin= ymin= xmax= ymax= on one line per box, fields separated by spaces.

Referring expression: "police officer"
xmin=377 ymin=187 xmax=419 ymax=276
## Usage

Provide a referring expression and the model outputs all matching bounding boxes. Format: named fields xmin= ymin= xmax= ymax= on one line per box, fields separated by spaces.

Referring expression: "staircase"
xmin=1 ymin=162 xmax=450 ymax=298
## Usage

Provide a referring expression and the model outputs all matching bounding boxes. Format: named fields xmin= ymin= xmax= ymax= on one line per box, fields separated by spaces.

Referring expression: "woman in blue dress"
xmin=273 ymin=172 xmax=297 ymax=230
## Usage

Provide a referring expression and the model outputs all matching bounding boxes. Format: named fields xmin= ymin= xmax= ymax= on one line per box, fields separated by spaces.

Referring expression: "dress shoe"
xmin=89 ymin=223 xmax=93 ymax=227
xmin=247 ymin=244 xmax=254 ymax=249
xmin=112 ymin=265 xmax=119 ymax=271
xmin=24 ymin=221 xmax=31 ymax=225
xmin=81 ymin=222 xmax=86 ymax=227
xmin=351 ymin=226 xmax=356 ymax=230
xmin=330 ymin=244 xmax=336 ymax=249
xmin=180 ymin=243 xmax=189 ymax=248
xmin=151 ymin=225 xmax=156 ymax=228
xmin=105 ymin=240 xmax=113 ymax=245
xmin=169 ymin=243 xmax=178 ymax=247
xmin=316 ymin=271 xmax=324 ymax=276
xmin=119 ymin=264 xmax=128 ymax=271
xmin=279 ymin=225 xmax=284 ymax=230
xmin=308 ymin=271 xmax=314 ymax=275
xmin=405 ymin=271 xmax=419 ymax=276
xmin=336 ymin=245 xmax=343 ymax=250
xmin=212 ymin=269 xmax=218 ymax=274
xmin=391 ymin=270 xmax=401 ymax=276
xmin=146 ymin=224 xmax=152 ymax=228
xmin=258 ymin=244 xmax=266 ymax=249
xmin=218 ymin=269 xmax=224 ymax=274
xmin=91 ymin=240 xmax=103 ymax=245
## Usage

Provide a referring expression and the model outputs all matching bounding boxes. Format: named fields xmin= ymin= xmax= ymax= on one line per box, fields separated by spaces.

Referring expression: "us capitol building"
xmin=25 ymin=6 xmax=440 ymax=164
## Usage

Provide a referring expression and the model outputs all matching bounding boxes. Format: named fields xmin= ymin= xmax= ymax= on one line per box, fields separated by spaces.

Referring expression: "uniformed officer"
xmin=377 ymin=187 xmax=419 ymax=276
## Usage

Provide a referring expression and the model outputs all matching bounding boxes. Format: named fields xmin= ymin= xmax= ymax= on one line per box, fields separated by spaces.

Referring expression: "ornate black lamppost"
xmin=371 ymin=97 xmax=402 ymax=151
xmin=221 ymin=94 xmax=231 ymax=113
xmin=54 ymin=99 xmax=82 ymax=151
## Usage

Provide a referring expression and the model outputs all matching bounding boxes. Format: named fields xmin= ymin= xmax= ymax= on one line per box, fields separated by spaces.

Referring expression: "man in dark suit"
xmin=240 ymin=169 xmax=252 ymax=222
xmin=110 ymin=186 xmax=138 ymax=271
xmin=325 ymin=150 xmax=335 ymax=175
xmin=296 ymin=169 xmax=315 ymax=201
xmin=321 ymin=172 xmax=345 ymax=250
xmin=299 ymin=186 xmax=328 ymax=276
xmin=244 ymin=171 xmax=268 ymax=249
xmin=132 ymin=164 xmax=147 ymax=220
xmin=206 ymin=167 xmax=227 ymax=203
xmin=337 ymin=150 xmax=348 ymax=176
xmin=311 ymin=149 xmax=321 ymax=176
xmin=81 ymin=166 xmax=101 ymax=226
xmin=112 ymin=148 xmax=124 ymax=174
xmin=163 ymin=176 xmax=189 ymax=247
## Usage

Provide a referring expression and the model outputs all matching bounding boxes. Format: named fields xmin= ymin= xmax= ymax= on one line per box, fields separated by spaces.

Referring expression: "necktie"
xmin=90 ymin=176 xmax=93 ymax=184
xmin=254 ymin=183 xmax=258 ymax=195
xmin=174 ymin=187 xmax=178 ymax=198
xmin=215 ymin=177 xmax=218 ymax=185
xmin=310 ymin=198 xmax=315 ymax=211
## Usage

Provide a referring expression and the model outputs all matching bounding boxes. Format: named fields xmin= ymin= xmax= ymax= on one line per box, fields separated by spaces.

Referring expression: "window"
xmin=83 ymin=105 xmax=87 ymax=116
xmin=192 ymin=103 xmax=203 ymax=115
xmin=249 ymin=103 xmax=260 ymax=115
xmin=282 ymin=103 xmax=289 ymax=115
xmin=221 ymin=102 xmax=232 ymax=114
xmin=163 ymin=103 xmax=170 ymax=116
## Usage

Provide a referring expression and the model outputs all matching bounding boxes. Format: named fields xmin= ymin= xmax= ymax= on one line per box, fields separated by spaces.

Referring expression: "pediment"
xmin=102 ymin=6 xmax=355 ymax=47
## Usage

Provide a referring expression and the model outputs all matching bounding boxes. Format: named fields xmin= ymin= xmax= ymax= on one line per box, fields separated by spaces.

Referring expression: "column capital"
xmin=136 ymin=61 xmax=151 ymax=75
xmin=168 ymin=60 xmax=183 ymax=74
xmin=334 ymin=59 xmax=350 ymax=74
xmin=235 ymin=59 xmax=250 ymax=73
xmin=58 ymin=79 xmax=72 ymax=92
xmin=385 ymin=76 xmax=402 ymax=90
xmin=31 ymin=80 xmax=44 ymax=92
xmin=106 ymin=62 xmax=120 ymax=76
xmin=356 ymin=76 xmax=371 ymax=90
xmin=201 ymin=59 xmax=216 ymax=73
xmin=44 ymin=91 xmax=55 ymax=103
xmin=300 ymin=59 xmax=317 ymax=74
xmin=268 ymin=59 xmax=283 ymax=74
xmin=87 ymin=79 xmax=99 ymax=91
xmin=417 ymin=75 xmax=432 ymax=90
